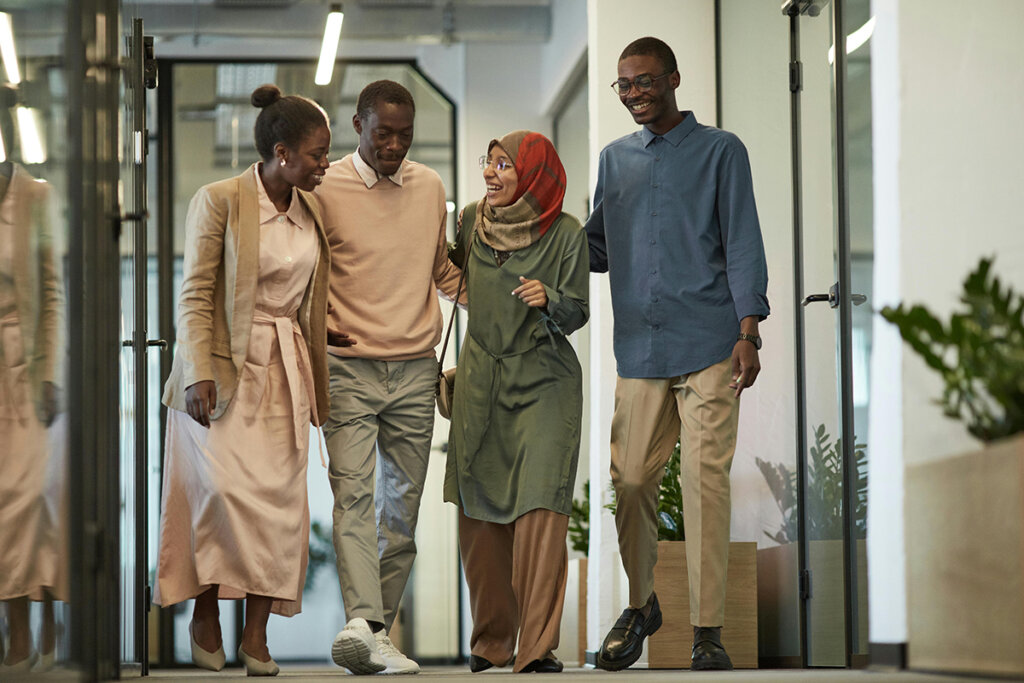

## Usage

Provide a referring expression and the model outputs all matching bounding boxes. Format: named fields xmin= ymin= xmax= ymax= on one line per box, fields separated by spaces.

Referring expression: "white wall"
xmin=869 ymin=0 xmax=1024 ymax=645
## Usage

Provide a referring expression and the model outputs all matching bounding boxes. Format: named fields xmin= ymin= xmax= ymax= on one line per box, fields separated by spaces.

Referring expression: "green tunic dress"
xmin=443 ymin=204 xmax=590 ymax=523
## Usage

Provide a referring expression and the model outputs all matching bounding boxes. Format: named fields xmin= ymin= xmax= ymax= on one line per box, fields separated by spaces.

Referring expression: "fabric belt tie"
xmin=251 ymin=309 xmax=316 ymax=453
xmin=0 ymin=310 xmax=30 ymax=421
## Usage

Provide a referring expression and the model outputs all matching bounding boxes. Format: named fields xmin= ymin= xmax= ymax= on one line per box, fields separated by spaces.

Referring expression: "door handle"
xmin=121 ymin=338 xmax=167 ymax=350
xmin=802 ymin=293 xmax=833 ymax=307
xmin=802 ymin=282 xmax=868 ymax=309
xmin=802 ymin=283 xmax=867 ymax=309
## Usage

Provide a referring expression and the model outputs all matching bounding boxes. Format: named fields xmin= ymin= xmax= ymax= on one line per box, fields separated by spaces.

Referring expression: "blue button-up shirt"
xmin=586 ymin=112 xmax=770 ymax=379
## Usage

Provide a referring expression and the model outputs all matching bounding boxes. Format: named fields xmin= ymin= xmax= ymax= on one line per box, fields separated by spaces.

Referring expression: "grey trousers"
xmin=323 ymin=355 xmax=436 ymax=631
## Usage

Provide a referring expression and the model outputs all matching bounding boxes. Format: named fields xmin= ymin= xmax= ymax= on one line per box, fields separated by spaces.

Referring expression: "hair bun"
xmin=251 ymin=84 xmax=283 ymax=108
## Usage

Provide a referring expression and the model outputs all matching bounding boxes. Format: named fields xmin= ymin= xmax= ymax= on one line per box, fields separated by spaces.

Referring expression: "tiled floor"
xmin=144 ymin=664 xmax=993 ymax=682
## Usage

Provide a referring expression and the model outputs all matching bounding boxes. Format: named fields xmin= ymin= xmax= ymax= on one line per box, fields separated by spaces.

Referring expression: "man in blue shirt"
xmin=586 ymin=36 xmax=769 ymax=672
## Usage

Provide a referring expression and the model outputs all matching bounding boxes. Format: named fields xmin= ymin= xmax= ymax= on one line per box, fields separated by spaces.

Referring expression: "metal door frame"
xmin=783 ymin=0 xmax=860 ymax=668
xmin=67 ymin=0 xmax=124 ymax=678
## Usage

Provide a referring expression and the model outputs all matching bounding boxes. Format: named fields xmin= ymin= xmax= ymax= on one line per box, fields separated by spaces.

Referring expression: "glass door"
xmin=784 ymin=0 xmax=872 ymax=667
xmin=119 ymin=13 xmax=158 ymax=672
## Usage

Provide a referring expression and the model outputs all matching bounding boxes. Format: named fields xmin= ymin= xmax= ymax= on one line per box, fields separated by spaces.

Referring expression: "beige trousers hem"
xmin=459 ymin=508 xmax=568 ymax=672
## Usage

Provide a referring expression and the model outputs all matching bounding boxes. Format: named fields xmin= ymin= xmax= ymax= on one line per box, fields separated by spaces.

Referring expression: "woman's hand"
xmin=185 ymin=380 xmax=217 ymax=427
xmin=512 ymin=276 xmax=548 ymax=308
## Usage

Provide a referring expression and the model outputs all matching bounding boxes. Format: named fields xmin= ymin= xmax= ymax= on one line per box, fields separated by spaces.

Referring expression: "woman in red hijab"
xmin=443 ymin=131 xmax=589 ymax=673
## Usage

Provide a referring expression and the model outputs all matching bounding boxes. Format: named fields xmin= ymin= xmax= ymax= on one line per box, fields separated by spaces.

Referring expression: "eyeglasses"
xmin=610 ymin=71 xmax=673 ymax=96
xmin=479 ymin=155 xmax=514 ymax=172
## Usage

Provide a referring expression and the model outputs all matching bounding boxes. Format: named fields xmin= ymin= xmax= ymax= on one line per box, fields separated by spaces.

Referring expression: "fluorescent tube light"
xmin=16 ymin=106 xmax=45 ymax=164
xmin=315 ymin=5 xmax=344 ymax=86
xmin=0 ymin=12 xmax=21 ymax=84
xmin=828 ymin=16 xmax=876 ymax=64
xmin=0 ymin=127 xmax=6 ymax=162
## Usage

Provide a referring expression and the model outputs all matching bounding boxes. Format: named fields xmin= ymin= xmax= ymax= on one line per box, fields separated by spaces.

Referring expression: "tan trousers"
xmin=458 ymin=508 xmax=569 ymax=673
xmin=611 ymin=358 xmax=739 ymax=626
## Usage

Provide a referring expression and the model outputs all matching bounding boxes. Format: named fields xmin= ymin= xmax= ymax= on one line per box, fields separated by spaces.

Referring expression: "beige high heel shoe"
xmin=237 ymin=644 xmax=280 ymax=676
xmin=189 ymin=621 xmax=226 ymax=671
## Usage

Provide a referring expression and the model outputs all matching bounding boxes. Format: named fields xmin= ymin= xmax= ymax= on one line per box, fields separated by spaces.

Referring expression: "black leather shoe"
xmin=691 ymin=627 xmax=733 ymax=671
xmin=595 ymin=593 xmax=663 ymax=671
xmin=520 ymin=656 xmax=563 ymax=673
xmin=469 ymin=654 xmax=494 ymax=673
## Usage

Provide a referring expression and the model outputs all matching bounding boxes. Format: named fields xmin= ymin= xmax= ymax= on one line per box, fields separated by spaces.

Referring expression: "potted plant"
xmin=880 ymin=257 xmax=1024 ymax=676
xmin=569 ymin=443 xmax=758 ymax=669
xmin=755 ymin=424 xmax=867 ymax=664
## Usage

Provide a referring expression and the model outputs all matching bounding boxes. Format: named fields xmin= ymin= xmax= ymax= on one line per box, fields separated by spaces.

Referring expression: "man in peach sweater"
xmin=315 ymin=80 xmax=463 ymax=676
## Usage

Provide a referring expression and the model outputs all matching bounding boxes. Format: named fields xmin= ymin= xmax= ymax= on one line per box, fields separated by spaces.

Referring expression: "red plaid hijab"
xmin=475 ymin=130 xmax=567 ymax=253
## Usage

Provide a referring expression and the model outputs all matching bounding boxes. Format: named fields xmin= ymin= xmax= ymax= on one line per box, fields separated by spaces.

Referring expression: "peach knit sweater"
xmin=316 ymin=152 xmax=462 ymax=360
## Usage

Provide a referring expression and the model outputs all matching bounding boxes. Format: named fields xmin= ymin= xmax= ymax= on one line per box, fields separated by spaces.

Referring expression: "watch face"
xmin=740 ymin=333 xmax=761 ymax=350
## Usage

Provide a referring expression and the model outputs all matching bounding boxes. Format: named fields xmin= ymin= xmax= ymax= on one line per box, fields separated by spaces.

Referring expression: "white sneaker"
xmin=331 ymin=618 xmax=386 ymax=675
xmin=372 ymin=634 xmax=419 ymax=675
xmin=374 ymin=631 xmax=420 ymax=674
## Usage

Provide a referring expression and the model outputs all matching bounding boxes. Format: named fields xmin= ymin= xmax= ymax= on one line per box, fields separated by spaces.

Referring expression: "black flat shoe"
xmin=595 ymin=593 xmax=662 ymax=671
xmin=691 ymin=627 xmax=733 ymax=671
xmin=469 ymin=654 xmax=494 ymax=673
xmin=520 ymin=656 xmax=563 ymax=673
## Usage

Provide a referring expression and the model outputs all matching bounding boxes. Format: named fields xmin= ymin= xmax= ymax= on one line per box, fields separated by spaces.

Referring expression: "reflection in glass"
xmin=0 ymin=79 xmax=66 ymax=673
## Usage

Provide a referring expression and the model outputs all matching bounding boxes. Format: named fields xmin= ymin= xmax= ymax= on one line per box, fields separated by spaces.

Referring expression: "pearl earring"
xmin=280 ymin=159 xmax=286 ymax=167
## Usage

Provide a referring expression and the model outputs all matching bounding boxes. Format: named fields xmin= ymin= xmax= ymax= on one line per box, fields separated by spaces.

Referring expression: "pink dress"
xmin=0 ymin=166 xmax=61 ymax=603
xmin=154 ymin=173 xmax=319 ymax=616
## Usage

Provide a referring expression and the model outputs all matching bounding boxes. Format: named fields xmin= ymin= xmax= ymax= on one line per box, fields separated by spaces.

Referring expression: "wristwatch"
xmin=737 ymin=332 xmax=762 ymax=350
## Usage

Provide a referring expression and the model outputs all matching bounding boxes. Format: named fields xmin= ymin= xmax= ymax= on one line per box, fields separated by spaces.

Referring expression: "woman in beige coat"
xmin=155 ymin=84 xmax=331 ymax=675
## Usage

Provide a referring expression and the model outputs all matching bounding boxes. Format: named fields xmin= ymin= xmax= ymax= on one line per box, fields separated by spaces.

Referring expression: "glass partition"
xmin=0 ymin=0 xmax=72 ymax=674
xmin=152 ymin=60 xmax=460 ymax=666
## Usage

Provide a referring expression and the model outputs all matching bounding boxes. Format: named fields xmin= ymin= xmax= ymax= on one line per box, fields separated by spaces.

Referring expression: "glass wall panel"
xmin=153 ymin=60 xmax=459 ymax=666
xmin=0 ymin=0 xmax=72 ymax=673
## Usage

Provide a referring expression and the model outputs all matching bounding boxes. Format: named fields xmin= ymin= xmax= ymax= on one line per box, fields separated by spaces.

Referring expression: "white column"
xmin=584 ymin=0 xmax=716 ymax=659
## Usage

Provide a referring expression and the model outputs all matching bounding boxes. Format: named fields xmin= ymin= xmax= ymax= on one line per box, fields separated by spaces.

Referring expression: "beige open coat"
xmin=162 ymin=164 xmax=330 ymax=423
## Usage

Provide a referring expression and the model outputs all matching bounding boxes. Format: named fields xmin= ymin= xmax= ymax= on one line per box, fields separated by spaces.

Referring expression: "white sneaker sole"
xmin=331 ymin=632 xmax=386 ymax=675
xmin=381 ymin=661 xmax=420 ymax=675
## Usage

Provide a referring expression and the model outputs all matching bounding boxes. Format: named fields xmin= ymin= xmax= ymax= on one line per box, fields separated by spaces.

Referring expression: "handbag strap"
xmin=438 ymin=207 xmax=475 ymax=376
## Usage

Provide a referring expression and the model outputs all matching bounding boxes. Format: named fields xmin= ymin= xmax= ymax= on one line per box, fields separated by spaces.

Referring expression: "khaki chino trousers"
xmin=611 ymin=357 xmax=739 ymax=627
xmin=459 ymin=508 xmax=569 ymax=672
xmin=323 ymin=355 xmax=437 ymax=631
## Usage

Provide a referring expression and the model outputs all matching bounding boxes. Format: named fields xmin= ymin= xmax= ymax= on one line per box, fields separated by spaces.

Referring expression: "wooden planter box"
xmin=647 ymin=541 xmax=758 ymax=669
xmin=906 ymin=434 xmax=1024 ymax=677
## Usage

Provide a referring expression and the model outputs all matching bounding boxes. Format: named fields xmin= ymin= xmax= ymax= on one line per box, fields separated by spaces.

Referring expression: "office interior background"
xmin=1 ymin=0 xmax=1022 ymax=679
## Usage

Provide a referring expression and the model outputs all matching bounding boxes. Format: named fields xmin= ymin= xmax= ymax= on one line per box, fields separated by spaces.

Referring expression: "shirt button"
xmin=285 ymin=256 xmax=293 ymax=263
xmin=653 ymin=296 xmax=660 ymax=303
xmin=277 ymin=215 xmax=285 ymax=223
xmin=649 ymin=239 xmax=656 ymax=245
xmin=654 ymin=324 xmax=661 ymax=330
xmin=655 ymin=156 xmax=661 ymax=161
xmin=653 ymin=183 xmax=660 ymax=188
xmin=652 ymin=212 xmax=658 ymax=216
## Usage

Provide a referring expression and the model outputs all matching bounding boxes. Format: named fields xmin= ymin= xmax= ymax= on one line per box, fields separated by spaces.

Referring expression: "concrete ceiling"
xmin=131 ymin=0 xmax=552 ymax=48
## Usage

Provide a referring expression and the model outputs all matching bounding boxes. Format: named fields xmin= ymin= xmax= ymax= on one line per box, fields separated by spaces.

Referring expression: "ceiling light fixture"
xmin=0 ymin=12 xmax=21 ymax=84
xmin=16 ymin=107 xmax=45 ymax=164
xmin=315 ymin=4 xmax=344 ymax=86
xmin=828 ymin=16 xmax=876 ymax=65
